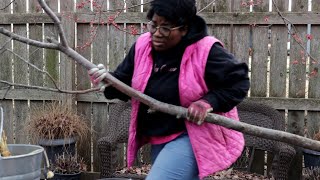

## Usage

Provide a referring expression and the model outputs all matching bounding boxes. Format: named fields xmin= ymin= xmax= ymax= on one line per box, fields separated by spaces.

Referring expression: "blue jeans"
xmin=146 ymin=133 xmax=200 ymax=180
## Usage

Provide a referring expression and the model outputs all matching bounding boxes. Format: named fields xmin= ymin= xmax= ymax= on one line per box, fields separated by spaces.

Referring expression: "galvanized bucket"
xmin=0 ymin=106 xmax=44 ymax=180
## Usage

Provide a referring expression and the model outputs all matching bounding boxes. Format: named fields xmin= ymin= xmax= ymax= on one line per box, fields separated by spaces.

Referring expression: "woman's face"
xmin=149 ymin=14 xmax=187 ymax=51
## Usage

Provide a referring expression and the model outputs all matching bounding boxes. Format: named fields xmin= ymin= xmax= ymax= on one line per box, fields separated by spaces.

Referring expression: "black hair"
xmin=147 ymin=0 xmax=197 ymax=26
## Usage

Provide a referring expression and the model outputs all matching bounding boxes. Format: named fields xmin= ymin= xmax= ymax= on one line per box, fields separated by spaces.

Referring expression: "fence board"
xmin=0 ymin=0 xmax=11 ymax=13
xmin=250 ymin=1 xmax=270 ymax=175
xmin=269 ymin=26 xmax=288 ymax=97
xmin=313 ymin=0 xmax=320 ymax=11
xmin=60 ymin=0 xmax=75 ymax=107
xmin=250 ymin=26 xmax=269 ymax=97
xmin=29 ymin=20 xmax=45 ymax=143
xmin=306 ymin=25 xmax=320 ymax=139
xmin=0 ymin=21 xmax=14 ymax=143
xmin=92 ymin=21 xmax=109 ymax=171
xmin=108 ymin=25 xmax=125 ymax=71
xmin=44 ymin=25 xmax=59 ymax=88
xmin=108 ymin=0 xmax=127 ymax=168
xmin=288 ymin=1 xmax=308 ymax=179
xmin=210 ymin=0 xmax=232 ymax=52
xmin=273 ymin=0 xmax=290 ymax=12
xmin=253 ymin=0 xmax=269 ymax=12
xmin=13 ymin=1 xmax=28 ymax=144
xmin=77 ymin=23 xmax=93 ymax=170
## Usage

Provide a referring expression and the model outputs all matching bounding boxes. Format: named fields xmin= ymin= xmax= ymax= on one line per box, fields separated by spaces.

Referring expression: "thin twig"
xmin=197 ymin=0 xmax=216 ymax=14
xmin=38 ymin=0 xmax=68 ymax=47
xmin=0 ymin=0 xmax=16 ymax=11
xmin=0 ymin=80 xmax=100 ymax=94
xmin=102 ymin=1 xmax=152 ymax=12
xmin=272 ymin=0 xmax=318 ymax=65
xmin=5 ymin=48 xmax=60 ymax=90
xmin=0 ymin=27 xmax=58 ymax=49
xmin=1 ymin=86 xmax=12 ymax=100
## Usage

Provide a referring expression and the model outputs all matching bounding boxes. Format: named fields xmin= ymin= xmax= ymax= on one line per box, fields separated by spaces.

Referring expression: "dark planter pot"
xmin=53 ymin=172 xmax=81 ymax=180
xmin=303 ymin=148 xmax=320 ymax=168
xmin=39 ymin=137 xmax=76 ymax=164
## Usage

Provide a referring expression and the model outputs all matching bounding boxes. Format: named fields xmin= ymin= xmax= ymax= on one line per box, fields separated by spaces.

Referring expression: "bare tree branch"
xmin=272 ymin=0 xmax=318 ymax=65
xmin=0 ymin=27 xmax=58 ymax=49
xmin=5 ymin=48 xmax=60 ymax=90
xmin=35 ymin=0 xmax=320 ymax=152
xmin=0 ymin=80 xmax=100 ymax=94
xmin=1 ymin=0 xmax=320 ymax=152
xmin=0 ymin=0 xmax=16 ymax=11
xmin=38 ymin=0 xmax=68 ymax=47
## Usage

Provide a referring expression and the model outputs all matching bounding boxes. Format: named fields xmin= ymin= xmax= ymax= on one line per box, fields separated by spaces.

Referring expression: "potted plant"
xmin=51 ymin=152 xmax=87 ymax=180
xmin=25 ymin=102 xmax=90 ymax=164
xmin=303 ymin=130 xmax=320 ymax=169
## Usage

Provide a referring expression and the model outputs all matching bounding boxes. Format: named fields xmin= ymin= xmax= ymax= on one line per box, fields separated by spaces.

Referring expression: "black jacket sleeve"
xmin=103 ymin=43 xmax=136 ymax=101
xmin=202 ymin=43 xmax=250 ymax=112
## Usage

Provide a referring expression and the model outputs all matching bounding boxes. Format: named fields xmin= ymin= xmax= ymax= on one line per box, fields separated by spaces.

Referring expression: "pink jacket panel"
xmin=129 ymin=33 xmax=245 ymax=179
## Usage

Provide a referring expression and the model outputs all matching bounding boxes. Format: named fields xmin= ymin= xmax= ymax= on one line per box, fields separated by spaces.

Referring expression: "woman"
xmin=89 ymin=0 xmax=250 ymax=179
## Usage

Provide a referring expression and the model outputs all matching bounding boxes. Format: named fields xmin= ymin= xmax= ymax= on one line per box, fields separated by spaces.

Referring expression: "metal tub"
xmin=0 ymin=144 xmax=44 ymax=180
xmin=0 ymin=107 xmax=44 ymax=180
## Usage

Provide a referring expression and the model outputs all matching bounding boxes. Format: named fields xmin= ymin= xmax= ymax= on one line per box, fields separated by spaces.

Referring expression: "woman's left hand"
xmin=187 ymin=100 xmax=213 ymax=125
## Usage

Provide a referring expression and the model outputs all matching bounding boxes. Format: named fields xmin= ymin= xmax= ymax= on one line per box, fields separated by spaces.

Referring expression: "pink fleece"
xmin=127 ymin=32 xmax=245 ymax=179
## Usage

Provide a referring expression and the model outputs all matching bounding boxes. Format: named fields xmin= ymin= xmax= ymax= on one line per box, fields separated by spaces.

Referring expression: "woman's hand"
xmin=88 ymin=64 xmax=109 ymax=91
xmin=187 ymin=100 xmax=213 ymax=125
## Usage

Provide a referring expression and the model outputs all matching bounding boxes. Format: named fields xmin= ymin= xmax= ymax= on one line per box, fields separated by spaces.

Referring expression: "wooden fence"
xmin=0 ymin=0 xmax=319 ymax=179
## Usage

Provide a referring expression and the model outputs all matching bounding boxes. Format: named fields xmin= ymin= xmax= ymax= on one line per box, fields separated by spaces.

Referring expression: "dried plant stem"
xmin=0 ymin=131 xmax=11 ymax=157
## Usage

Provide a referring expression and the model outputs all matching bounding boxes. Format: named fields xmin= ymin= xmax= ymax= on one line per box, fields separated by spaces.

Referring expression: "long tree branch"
xmin=1 ymin=0 xmax=320 ymax=151
xmin=0 ymin=80 xmax=100 ymax=94
xmin=0 ymin=27 xmax=58 ymax=49
xmin=38 ymin=0 xmax=68 ymax=47
xmin=36 ymin=0 xmax=320 ymax=152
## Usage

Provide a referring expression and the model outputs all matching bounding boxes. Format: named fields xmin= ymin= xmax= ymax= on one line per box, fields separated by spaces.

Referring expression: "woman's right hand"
xmin=88 ymin=64 xmax=109 ymax=91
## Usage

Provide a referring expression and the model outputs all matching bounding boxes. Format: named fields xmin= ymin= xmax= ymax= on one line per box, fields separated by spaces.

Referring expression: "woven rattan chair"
xmin=98 ymin=100 xmax=295 ymax=180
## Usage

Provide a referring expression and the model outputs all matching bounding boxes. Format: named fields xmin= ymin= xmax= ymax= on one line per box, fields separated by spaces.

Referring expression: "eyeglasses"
xmin=147 ymin=21 xmax=183 ymax=37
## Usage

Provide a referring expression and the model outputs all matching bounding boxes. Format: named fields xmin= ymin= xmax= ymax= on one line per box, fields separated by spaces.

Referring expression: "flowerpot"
xmin=39 ymin=137 xmax=76 ymax=164
xmin=303 ymin=148 xmax=320 ymax=168
xmin=53 ymin=172 xmax=81 ymax=180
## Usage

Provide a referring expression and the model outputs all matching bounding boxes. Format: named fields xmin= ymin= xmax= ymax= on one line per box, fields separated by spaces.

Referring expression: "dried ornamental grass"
xmin=25 ymin=102 xmax=90 ymax=143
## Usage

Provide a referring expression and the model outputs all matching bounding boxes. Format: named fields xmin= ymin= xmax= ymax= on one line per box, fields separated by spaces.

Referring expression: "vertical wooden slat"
xmin=306 ymin=0 xmax=320 ymax=143
xmin=250 ymin=10 xmax=269 ymax=98
xmin=232 ymin=0 xmax=250 ymax=64
xmin=91 ymin=5 xmax=109 ymax=169
xmin=142 ymin=0 xmax=151 ymax=12
xmin=39 ymin=0 xmax=59 ymax=89
xmin=273 ymin=0 xmax=289 ymax=12
xmin=61 ymin=0 xmax=75 ymax=107
xmin=287 ymin=29 xmax=307 ymax=132
xmin=12 ymin=0 xmax=28 ymax=144
xmin=108 ymin=1 xmax=125 ymax=72
xmin=269 ymin=26 xmax=288 ymax=97
xmin=197 ymin=0 xmax=215 ymax=12
xmin=312 ymin=0 xmax=320 ymax=11
xmin=288 ymin=1 xmax=308 ymax=179
xmin=268 ymin=1 xmax=289 ymax=172
xmin=0 ymin=0 xmax=13 ymax=144
xmin=210 ymin=1 xmax=232 ymax=51
xmin=76 ymin=0 xmax=93 ymax=171
xmin=249 ymin=0 xmax=270 ymax=175
xmin=291 ymin=0 xmax=308 ymax=12
xmin=109 ymin=0 xmax=126 ymax=168
xmin=28 ymin=0 xmax=45 ymax=144
xmin=125 ymin=0 xmax=143 ymax=166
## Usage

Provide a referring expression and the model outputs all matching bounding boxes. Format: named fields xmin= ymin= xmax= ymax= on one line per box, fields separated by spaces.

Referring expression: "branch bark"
xmin=1 ymin=0 xmax=320 ymax=152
